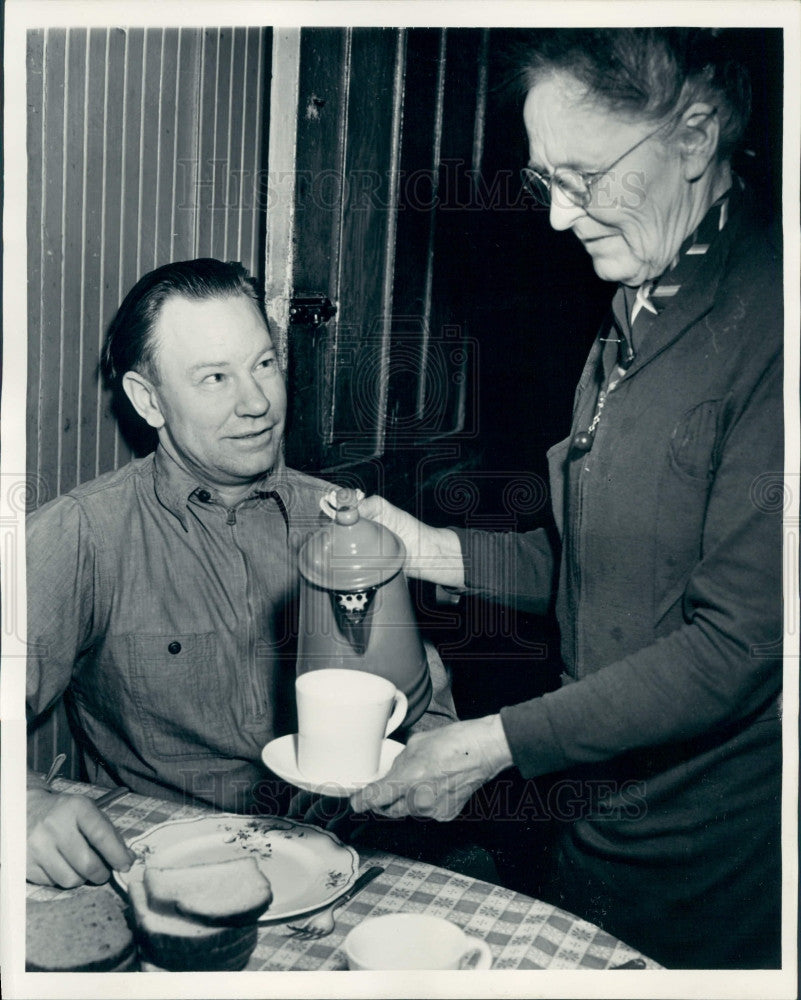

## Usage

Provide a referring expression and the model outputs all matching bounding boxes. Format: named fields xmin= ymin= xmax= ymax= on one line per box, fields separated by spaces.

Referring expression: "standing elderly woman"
xmin=346 ymin=30 xmax=783 ymax=968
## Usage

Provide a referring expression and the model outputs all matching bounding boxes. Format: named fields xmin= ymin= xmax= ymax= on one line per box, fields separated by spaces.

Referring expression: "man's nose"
xmin=234 ymin=377 xmax=271 ymax=417
xmin=548 ymin=191 xmax=586 ymax=232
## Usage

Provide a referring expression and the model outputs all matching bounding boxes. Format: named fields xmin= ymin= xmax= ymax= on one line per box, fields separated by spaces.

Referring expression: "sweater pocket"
xmin=125 ymin=632 xmax=234 ymax=760
xmin=668 ymin=399 xmax=721 ymax=482
xmin=654 ymin=400 xmax=721 ymax=625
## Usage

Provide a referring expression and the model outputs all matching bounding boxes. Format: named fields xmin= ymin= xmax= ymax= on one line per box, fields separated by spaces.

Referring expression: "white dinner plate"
xmin=114 ymin=814 xmax=359 ymax=922
xmin=261 ymin=734 xmax=404 ymax=795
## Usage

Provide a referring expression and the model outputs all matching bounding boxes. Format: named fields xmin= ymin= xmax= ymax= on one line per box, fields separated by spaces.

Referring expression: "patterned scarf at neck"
xmin=614 ymin=183 xmax=737 ymax=368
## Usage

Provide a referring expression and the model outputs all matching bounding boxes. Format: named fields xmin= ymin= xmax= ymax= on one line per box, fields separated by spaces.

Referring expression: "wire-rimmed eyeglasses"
xmin=521 ymin=107 xmax=717 ymax=210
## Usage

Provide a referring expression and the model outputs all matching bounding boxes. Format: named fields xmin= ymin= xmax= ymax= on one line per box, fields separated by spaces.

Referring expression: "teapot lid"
xmin=298 ymin=489 xmax=406 ymax=590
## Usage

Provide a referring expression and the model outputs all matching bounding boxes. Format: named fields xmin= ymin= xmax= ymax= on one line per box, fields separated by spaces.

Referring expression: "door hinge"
xmin=288 ymin=295 xmax=337 ymax=328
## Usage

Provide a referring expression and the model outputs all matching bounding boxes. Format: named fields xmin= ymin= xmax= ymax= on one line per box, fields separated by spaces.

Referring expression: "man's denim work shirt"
xmin=27 ymin=448 xmax=346 ymax=810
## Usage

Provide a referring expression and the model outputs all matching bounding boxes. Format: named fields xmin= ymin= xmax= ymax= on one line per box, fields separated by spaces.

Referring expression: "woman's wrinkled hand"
xmin=349 ymin=716 xmax=514 ymax=822
xmin=319 ymin=489 xmax=465 ymax=587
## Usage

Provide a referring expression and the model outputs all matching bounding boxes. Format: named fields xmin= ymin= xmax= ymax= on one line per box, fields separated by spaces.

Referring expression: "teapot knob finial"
xmin=334 ymin=488 xmax=360 ymax=525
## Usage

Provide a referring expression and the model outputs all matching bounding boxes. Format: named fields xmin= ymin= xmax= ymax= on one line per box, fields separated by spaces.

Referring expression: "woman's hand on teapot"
xmin=349 ymin=716 xmax=514 ymax=822
xmin=319 ymin=489 xmax=465 ymax=587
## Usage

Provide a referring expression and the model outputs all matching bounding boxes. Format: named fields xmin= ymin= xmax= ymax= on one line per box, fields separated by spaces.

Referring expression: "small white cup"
xmin=296 ymin=669 xmax=407 ymax=784
xmin=343 ymin=913 xmax=493 ymax=970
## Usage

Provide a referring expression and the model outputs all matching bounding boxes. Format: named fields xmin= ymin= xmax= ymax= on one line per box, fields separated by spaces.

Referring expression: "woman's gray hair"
xmin=506 ymin=28 xmax=751 ymax=159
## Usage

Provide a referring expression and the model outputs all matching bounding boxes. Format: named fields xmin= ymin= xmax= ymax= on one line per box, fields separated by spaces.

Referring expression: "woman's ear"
xmin=677 ymin=103 xmax=721 ymax=181
xmin=122 ymin=370 xmax=166 ymax=429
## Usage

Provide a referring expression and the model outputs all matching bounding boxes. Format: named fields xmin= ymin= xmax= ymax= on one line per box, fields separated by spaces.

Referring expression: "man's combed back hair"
xmin=506 ymin=28 xmax=751 ymax=158
xmin=100 ymin=258 xmax=263 ymax=389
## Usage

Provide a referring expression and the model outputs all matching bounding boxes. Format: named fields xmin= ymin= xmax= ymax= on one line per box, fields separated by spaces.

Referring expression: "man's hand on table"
xmin=27 ymin=787 xmax=136 ymax=887
xmin=349 ymin=715 xmax=514 ymax=822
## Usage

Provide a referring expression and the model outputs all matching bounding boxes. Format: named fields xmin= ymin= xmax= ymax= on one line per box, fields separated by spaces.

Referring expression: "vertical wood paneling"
xmin=225 ymin=29 xmax=247 ymax=263
xmin=26 ymin=25 xmax=271 ymax=776
xmin=172 ymin=27 xmax=201 ymax=263
xmin=39 ymin=29 xmax=66 ymax=498
xmin=156 ymin=30 xmax=180 ymax=266
xmin=121 ymin=29 xmax=144 ymax=303
xmin=80 ymin=30 xmax=107 ymax=486
xmin=60 ymin=30 xmax=88 ymax=497
xmin=139 ymin=28 xmax=165 ymax=274
xmin=248 ymin=28 xmax=266 ymax=272
xmin=26 ymin=29 xmax=44 ymax=499
xmin=196 ymin=28 xmax=217 ymax=257
xmin=98 ymin=27 xmax=127 ymax=474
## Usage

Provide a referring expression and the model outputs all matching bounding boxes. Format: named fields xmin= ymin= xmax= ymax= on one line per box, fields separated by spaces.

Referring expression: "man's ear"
xmin=122 ymin=370 xmax=166 ymax=429
xmin=677 ymin=102 xmax=721 ymax=182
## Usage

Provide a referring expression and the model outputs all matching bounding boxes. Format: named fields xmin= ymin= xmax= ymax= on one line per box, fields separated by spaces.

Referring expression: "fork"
xmin=285 ymin=865 xmax=384 ymax=940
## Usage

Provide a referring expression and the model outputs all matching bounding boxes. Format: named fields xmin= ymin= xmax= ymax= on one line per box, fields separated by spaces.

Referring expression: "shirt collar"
xmin=152 ymin=446 xmax=289 ymax=530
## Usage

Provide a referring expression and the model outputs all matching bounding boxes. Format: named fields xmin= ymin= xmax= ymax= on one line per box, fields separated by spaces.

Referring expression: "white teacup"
xmin=343 ymin=913 xmax=493 ymax=970
xmin=296 ymin=669 xmax=407 ymax=784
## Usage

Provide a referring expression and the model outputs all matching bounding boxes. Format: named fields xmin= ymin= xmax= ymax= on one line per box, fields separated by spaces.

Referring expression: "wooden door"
xmin=271 ymin=27 xmax=490 ymax=494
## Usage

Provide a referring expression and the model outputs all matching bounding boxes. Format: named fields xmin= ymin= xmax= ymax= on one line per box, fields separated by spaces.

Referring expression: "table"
xmin=27 ymin=778 xmax=662 ymax=972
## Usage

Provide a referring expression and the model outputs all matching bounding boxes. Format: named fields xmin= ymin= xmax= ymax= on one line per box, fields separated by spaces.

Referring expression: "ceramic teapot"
xmin=296 ymin=490 xmax=431 ymax=728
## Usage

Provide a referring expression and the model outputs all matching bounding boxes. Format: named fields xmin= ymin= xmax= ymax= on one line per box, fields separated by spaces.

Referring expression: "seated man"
xmin=26 ymin=258 xmax=456 ymax=889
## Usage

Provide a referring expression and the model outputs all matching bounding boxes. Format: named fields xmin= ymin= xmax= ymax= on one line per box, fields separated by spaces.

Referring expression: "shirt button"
xmin=196 ymin=490 xmax=212 ymax=503
xmin=168 ymin=641 xmax=182 ymax=655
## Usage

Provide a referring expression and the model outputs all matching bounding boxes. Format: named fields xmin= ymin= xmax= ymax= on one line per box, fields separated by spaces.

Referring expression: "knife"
xmin=341 ymin=865 xmax=384 ymax=900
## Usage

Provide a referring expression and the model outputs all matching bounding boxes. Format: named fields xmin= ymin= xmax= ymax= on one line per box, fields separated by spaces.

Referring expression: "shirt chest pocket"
xmin=125 ymin=632 xmax=234 ymax=760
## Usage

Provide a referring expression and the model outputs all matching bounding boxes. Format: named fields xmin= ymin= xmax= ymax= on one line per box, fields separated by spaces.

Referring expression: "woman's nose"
xmin=548 ymin=191 xmax=586 ymax=232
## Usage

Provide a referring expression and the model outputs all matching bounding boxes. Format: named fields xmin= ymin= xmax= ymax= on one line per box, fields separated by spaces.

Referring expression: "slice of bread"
xmin=144 ymin=856 xmax=273 ymax=924
xmin=128 ymin=875 xmax=258 ymax=971
xmin=26 ymin=887 xmax=137 ymax=972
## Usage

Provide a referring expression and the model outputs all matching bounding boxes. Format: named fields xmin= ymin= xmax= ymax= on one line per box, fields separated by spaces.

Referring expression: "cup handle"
xmin=458 ymin=938 xmax=493 ymax=970
xmin=384 ymin=690 xmax=408 ymax=736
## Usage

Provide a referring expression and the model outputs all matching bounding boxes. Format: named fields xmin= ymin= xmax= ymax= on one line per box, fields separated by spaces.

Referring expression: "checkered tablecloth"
xmin=27 ymin=779 xmax=661 ymax=971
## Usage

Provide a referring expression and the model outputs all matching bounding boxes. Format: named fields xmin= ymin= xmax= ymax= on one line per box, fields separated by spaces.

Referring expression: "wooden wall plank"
xmin=59 ymin=29 xmax=88 ymax=496
xmin=120 ymin=29 xmax=145 ymax=298
xmin=26 ymin=29 xmax=45 ymax=500
xmin=224 ymin=28 xmax=247 ymax=264
xmin=138 ymin=27 xmax=164 ymax=274
xmin=97 ymin=26 xmax=127 ymax=474
xmin=247 ymin=27 xmax=269 ymax=276
xmin=155 ymin=30 xmax=180 ymax=266
xmin=209 ymin=27 xmax=232 ymax=259
xmin=172 ymin=27 xmax=201 ymax=262
xmin=196 ymin=28 xmax=218 ymax=257
xmin=78 ymin=29 xmax=108 ymax=486
xmin=39 ymin=28 xmax=66 ymax=500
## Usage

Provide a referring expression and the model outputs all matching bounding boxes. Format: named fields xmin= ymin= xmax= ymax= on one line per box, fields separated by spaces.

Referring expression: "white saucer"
xmin=261 ymin=734 xmax=404 ymax=796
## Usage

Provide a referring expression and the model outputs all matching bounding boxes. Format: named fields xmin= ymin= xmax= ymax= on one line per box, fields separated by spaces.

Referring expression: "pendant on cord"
xmin=571 ymin=389 xmax=607 ymax=456
xmin=571 ymin=430 xmax=594 ymax=453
